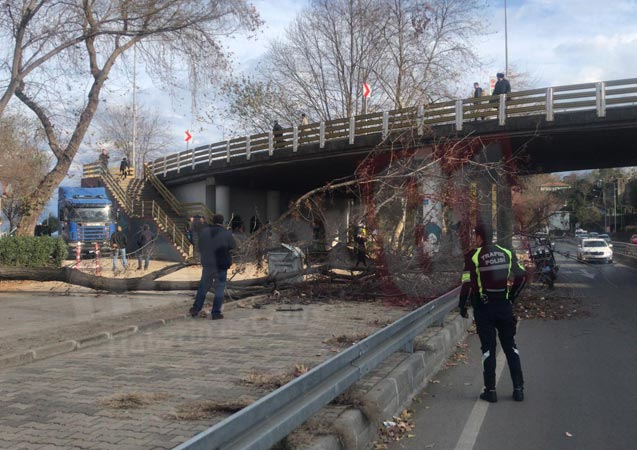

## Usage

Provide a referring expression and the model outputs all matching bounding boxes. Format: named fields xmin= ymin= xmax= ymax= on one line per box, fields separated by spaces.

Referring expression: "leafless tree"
xmin=220 ymin=0 xmax=487 ymax=132
xmin=94 ymin=101 xmax=172 ymax=169
xmin=2 ymin=0 xmax=262 ymax=236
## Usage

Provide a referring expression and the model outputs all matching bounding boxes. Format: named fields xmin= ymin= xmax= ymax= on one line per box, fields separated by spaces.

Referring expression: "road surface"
xmin=387 ymin=242 xmax=637 ymax=450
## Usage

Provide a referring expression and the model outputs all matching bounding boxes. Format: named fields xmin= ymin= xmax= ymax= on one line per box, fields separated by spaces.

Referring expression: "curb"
xmin=0 ymin=294 xmax=269 ymax=370
xmin=302 ymin=313 xmax=472 ymax=450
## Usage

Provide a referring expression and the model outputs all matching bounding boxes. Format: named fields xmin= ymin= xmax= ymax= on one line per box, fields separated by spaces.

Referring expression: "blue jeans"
xmin=192 ymin=266 xmax=228 ymax=316
xmin=113 ymin=248 xmax=127 ymax=270
xmin=137 ymin=250 xmax=150 ymax=270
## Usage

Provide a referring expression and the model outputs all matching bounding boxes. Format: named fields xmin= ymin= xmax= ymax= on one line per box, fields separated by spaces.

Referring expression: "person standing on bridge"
xmin=473 ymin=82 xmax=484 ymax=121
xmin=119 ymin=157 xmax=130 ymax=179
xmin=189 ymin=214 xmax=236 ymax=320
xmin=99 ymin=148 xmax=109 ymax=171
xmin=492 ymin=72 xmax=511 ymax=96
xmin=459 ymin=223 xmax=527 ymax=403
xmin=273 ymin=120 xmax=284 ymax=148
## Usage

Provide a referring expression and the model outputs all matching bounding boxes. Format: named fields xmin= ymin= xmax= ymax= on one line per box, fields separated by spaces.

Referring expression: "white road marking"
xmin=452 ymin=349 xmax=507 ymax=450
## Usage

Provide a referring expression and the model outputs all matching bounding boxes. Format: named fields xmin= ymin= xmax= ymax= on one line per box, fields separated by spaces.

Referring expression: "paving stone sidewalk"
xmin=0 ymin=299 xmax=410 ymax=450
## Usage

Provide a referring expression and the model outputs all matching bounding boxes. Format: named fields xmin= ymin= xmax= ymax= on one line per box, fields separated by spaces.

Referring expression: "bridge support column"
xmin=475 ymin=175 xmax=494 ymax=237
xmin=266 ymin=190 xmax=280 ymax=224
xmin=496 ymin=178 xmax=513 ymax=249
xmin=215 ymin=185 xmax=230 ymax=223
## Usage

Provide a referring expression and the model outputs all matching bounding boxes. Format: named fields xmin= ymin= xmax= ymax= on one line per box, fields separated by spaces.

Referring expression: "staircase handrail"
xmin=100 ymin=168 xmax=136 ymax=215
xmin=148 ymin=200 xmax=193 ymax=259
xmin=143 ymin=164 xmax=214 ymax=222
xmin=94 ymin=164 xmax=194 ymax=258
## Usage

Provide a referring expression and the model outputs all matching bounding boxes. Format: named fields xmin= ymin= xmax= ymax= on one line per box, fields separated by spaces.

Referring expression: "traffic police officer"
xmin=459 ymin=223 xmax=527 ymax=402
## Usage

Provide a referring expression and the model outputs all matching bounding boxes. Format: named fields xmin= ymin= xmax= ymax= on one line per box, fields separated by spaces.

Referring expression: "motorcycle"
xmin=531 ymin=246 xmax=558 ymax=289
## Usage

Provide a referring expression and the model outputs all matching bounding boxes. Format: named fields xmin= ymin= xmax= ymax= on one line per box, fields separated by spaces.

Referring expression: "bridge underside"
xmin=161 ymin=105 xmax=637 ymax=194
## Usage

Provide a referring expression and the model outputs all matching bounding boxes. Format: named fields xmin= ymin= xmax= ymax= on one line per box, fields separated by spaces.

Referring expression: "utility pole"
xmin=132 ymin=43 xmax=138 ymax=178
xmin=504 ymin=0 xmax=509 ymax=76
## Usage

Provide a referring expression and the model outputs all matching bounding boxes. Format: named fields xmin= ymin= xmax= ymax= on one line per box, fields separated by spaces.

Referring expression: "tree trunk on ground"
xmin=0 ymin=265 xmax=313 ymax=293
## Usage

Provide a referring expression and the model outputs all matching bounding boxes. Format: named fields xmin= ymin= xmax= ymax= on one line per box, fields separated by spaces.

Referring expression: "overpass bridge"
xmin=86 ymin=78 xmax=637 ymax=260
xmin=148 ymin=77 xmax=637 ymax=192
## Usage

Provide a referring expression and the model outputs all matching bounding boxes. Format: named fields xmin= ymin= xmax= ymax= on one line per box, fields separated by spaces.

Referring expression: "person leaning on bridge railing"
xmin=273 ymin=119 xmax=284 ymax=148
xmin=459 ymin=223 xmax=527 ymax=403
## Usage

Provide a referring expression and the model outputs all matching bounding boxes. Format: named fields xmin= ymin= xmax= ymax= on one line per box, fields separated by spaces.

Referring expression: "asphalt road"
xmin=388 ymin=241 xmax=637 ymax=450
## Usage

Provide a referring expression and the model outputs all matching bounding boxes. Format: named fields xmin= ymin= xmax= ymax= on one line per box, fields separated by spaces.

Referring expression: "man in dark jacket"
xmin=110 ymin=224 xmax=128 ymax=272
xmin=119 ymin=157 xmax=130 ymax=179
xmin=136 ymin=224 xmax=154 ymax=271
xmin=189 ymin=214 xmax=236 ymax=320
xmin=459 ymin=223 xmax=527 ymax=403
xmin=492 ymin=72 xmax=511 ymax=96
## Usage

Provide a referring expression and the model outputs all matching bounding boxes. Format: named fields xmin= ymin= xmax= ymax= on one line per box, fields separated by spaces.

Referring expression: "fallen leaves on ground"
xmin=373 ymin=410 xmax=415 ymax=449
xmin=515 ymin=288 xmax=591 ymax=320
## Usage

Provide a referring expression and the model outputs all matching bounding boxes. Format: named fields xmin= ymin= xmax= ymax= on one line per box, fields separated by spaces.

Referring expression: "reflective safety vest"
xmin=470 ymin=244 xmax=516 ymax=300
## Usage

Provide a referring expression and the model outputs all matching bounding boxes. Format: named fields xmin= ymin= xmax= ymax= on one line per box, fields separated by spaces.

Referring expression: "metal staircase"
xmin=82 ymin=163 xmax=194 ymax=259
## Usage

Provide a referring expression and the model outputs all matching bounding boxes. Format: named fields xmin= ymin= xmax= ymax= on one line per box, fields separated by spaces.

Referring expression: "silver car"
xmin=577 ymin=238 xmax=613 ymax=263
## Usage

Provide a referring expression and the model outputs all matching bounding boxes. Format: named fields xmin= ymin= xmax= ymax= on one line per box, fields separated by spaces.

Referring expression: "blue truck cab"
xmin=58 ymin=186 xmax=116 ymax=254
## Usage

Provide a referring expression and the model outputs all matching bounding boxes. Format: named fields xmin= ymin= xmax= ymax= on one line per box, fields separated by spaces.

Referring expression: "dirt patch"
xmin=373 ymin=409 xmax=415 ymax=449
xmin=324 ymin=332 xmax=369 ymax=347
xmin=241 ymin=364 xmax=310 ymax=390
xmin=99 ymin=391 xmax=170 ymax=409
xmin=167 ymin=396 xmax=255 ymax=421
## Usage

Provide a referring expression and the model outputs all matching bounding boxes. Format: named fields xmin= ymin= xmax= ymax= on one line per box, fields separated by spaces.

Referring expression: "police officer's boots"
xmin=513 ymin=387 xmax=524 ymax=402
xmin=479 ymin=389 xmax=497 ymax=403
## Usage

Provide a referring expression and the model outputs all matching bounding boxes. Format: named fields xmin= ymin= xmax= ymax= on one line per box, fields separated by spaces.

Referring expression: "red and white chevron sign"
xmin=363 ymin=82 xmax=371 ymax=98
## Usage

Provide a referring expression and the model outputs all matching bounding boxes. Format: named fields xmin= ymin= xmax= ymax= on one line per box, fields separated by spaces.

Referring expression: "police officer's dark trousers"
xmin=474 ymin=300 xmax=524 ymax=391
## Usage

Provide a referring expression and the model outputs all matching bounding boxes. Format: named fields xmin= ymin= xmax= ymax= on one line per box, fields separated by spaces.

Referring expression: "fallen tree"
xmin=0 ymin=264 xmax=314 ymax=294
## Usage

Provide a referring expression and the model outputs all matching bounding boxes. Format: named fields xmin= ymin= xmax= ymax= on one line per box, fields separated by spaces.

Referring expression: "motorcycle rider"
xmin=459 ymin=223 xmax=527 ymax=402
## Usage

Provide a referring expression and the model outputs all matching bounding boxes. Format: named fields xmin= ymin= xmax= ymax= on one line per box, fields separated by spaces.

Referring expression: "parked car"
xmin=631 ymin=234 xmax=637 ymax=244
xmin=577 ymin=238 xmax=613 ymax=263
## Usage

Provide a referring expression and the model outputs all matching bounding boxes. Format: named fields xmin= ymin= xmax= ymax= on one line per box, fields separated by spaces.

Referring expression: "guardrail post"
xmin=403 ymin=339 xmax=414 ymax=353
xmin=349 ymin=116 xmax=355 ymax=144
xmin=417 ymin=104 xmax=424 ymax=136
xmin=268 ymin=131 xmax=274 ymax=155
xmin=246 ymin=135 xmax=251 ymax=160
xmin=191 ymin=147 xmax=195 ymax=169
xmin=455 ymin=99 xmax=463 ymax=131
xmin=545 ymin=87 xmax=554 ymax=121
xmin=176 ymin=152 xmax=181 ymax=173
xmin=382 ymin=111 xmax=389 ymax=139
xmin=293 ymin=125 xmax=299 ymax=152
xmin=498 ymin=94 xmax=507 ymax=125
xmin=319 ymin=121 xmax=325 ymax=148
xmin=226 ymin=140 xmax=230 ymax=163
xmin=596 ymin=81 xmax=606 ymax=117
xmin=208 ymin=144 xmax=213 ymax=165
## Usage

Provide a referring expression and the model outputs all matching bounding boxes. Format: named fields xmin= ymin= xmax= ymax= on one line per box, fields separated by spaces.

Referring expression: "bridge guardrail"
xmin=146 ymin=77 xmax=637 ymax=178
xmin=611 ymin=242 xmax=637 ymax=259
xmin=173 ymin=286 xmax=460 ymax=450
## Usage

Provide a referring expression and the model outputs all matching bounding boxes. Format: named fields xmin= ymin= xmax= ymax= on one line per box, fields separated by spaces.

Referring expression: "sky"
xmin=15 ymin=0 xmax=637 ymax=225
xmin=160 ymin=0 xmax=637 ymax=148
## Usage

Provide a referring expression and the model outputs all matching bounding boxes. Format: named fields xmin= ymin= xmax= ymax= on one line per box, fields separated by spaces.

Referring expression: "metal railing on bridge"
xmin=149 ymin=78 xmax=637 ymax=178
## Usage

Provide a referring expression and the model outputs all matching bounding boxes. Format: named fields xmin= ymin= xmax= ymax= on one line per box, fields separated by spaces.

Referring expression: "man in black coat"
xmin=136 ymin=224 xmax=154 ymax=271
xmin=492 ymin=72 xmax=511 ymax=96
xmin=189 ymin=214 xmax=236 ymax=320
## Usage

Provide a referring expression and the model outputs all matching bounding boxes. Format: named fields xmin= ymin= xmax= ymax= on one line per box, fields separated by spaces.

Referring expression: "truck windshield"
xmin=70 ymin=207 xmax=110 ymax=222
